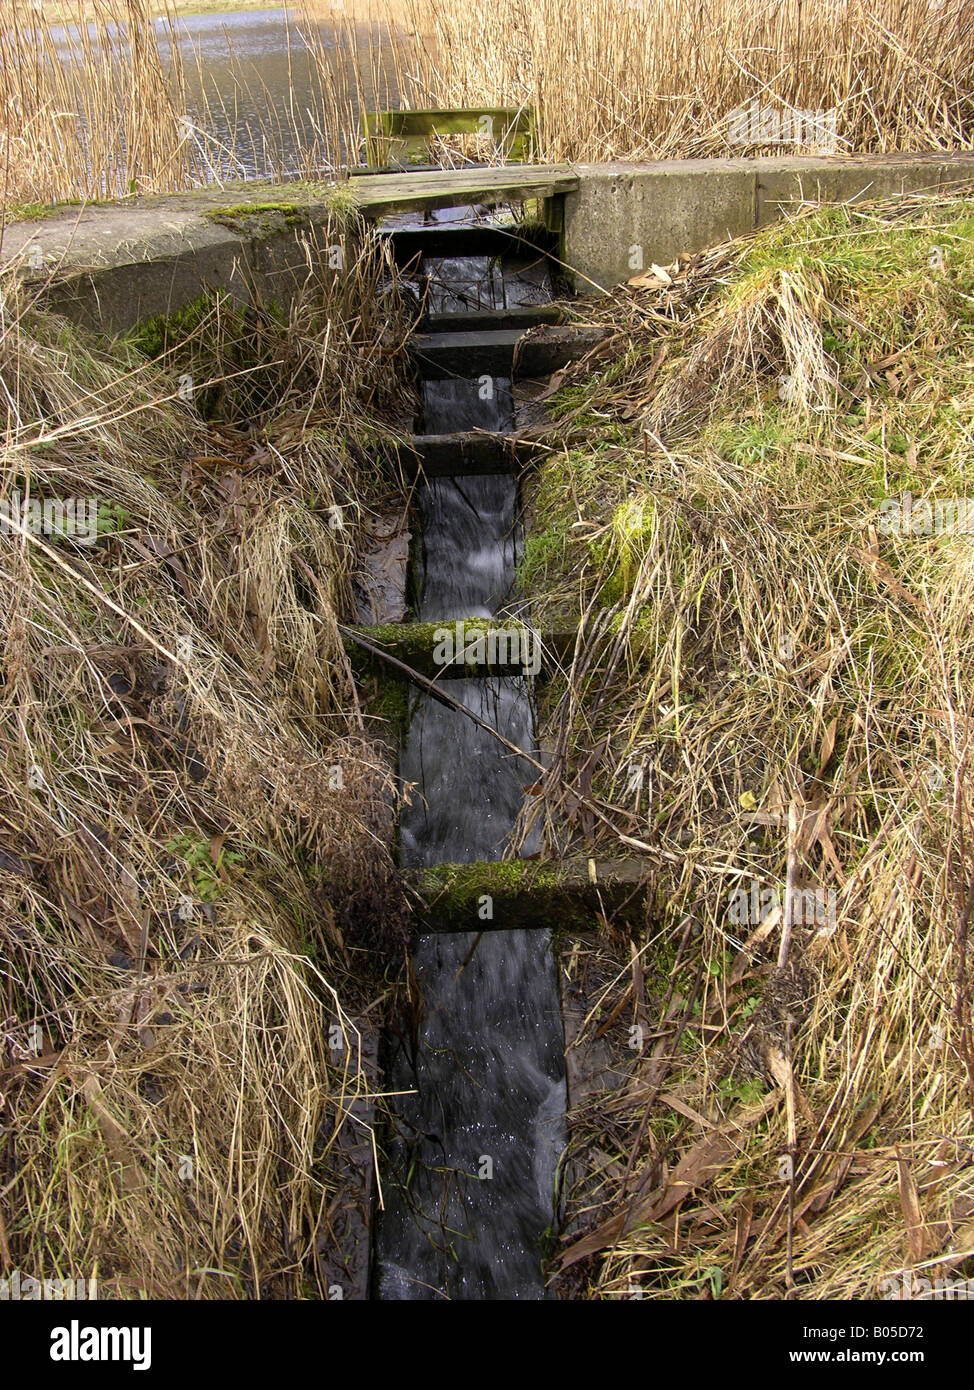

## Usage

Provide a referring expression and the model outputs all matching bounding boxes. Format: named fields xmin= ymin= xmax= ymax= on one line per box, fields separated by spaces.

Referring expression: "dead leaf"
xmin=817 ymin=716 xmax=838 ymax=771
xmin=558 ymin=1094 xmax=777 ymax=1269
xmin=537 ymin=368 xmax=568 ymax=401
xmin=80 ymin=1074 xmax=143 ymax=1194
xmin=851 ymin=546 xmax=922 ymax=607
xmin=897 ymin=1147 xmax=935 ymax=1263
xmin=951 ymin=1220 xmax=974 ymax=1256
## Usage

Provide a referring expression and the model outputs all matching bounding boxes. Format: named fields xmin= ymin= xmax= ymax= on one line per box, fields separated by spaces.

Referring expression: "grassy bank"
xmin=518 ymin=192 xmax=974 ymax=1297
xmin=0 ymin=219 xmax=415 ymax=1296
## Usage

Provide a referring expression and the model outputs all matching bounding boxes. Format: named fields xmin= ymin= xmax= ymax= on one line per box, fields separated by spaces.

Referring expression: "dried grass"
xmin=521 ymin=191 xmax=974 ymax=1298
xmin=4 ymin=0 xmax=974 ymax=214
xmin=306 ymin=0 xmax=974 ymax=164
xmin=0 ymin=226 xmax=413 ymax=1296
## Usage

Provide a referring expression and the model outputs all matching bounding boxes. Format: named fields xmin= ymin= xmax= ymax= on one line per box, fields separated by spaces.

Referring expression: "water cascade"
xmin=376 ymin=241 xmax=567 ymax=1301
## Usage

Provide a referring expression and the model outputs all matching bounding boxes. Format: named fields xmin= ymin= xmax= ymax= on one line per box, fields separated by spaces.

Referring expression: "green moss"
xmin=126 ymin=289 xmax=230 ymax=361
xmin=408 ymin=859 xmax=631 ymax=936
xmin=203 ymin=182 xmax=361 ymax=236
xmin=414 ymin=859 xmax=567 ymax=923
xmin=361 ymin=673 xmax=413 ymax=741
xmin=123 ymin=288 xmax=298 ymax=420
xmin=344 ymin=617 xmax=534 ymax=679
xmin=517 ymin=525 xmax=566 ymax=593
xmin=422 ymin=858 xmax=563 ymax=896
xmin=204 ymin=202 xmax=310 ymax=238
xmin=7 ymin=198 xmax=84 ymax=223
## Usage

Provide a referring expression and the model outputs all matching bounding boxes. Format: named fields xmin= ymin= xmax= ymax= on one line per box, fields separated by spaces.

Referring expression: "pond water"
xmin=51 ymin=7 xmax=403 ymax=178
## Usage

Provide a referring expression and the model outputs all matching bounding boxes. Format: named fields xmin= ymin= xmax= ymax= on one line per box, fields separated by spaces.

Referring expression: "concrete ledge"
xmin=564 ymin=159 xmax=756 ymax=292
xmin=0 ymin=184 xmax=359 ymax=335
xmin=563 ymin=152 xmax=974 ymax=293
xmin=5 ymin=154 xmax=973 ymax=332
xmin=0 ymin=169 xmax=576 ymax=337
xmin=754 ymin=154 xmax=951 ymax=226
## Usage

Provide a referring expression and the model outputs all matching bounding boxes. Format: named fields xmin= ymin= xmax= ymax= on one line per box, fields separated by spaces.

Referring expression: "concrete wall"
xmin=0 ymin=170 xmax=573 ymax=337
xmin=0 ymin=186 xmax=358 ymax=336
xmin=563 ymin=153 xmax=974 ymax=293
xmin=3 ymin=155 xmax=974 ymax=333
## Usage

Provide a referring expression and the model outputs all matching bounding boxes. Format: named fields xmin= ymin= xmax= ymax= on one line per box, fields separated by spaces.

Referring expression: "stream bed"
xmin=375 ymin=249 xmax=567 ymax=1300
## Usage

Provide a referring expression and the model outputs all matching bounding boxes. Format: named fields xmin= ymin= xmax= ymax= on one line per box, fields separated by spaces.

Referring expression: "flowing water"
xmin=376 ymin=254 xmax=566 ymax=1301
xmin=423 ymin=253 xmax=554 ymax=315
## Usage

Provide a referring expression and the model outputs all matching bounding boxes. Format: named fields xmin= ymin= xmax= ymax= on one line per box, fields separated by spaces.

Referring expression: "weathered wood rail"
xmin=362 ymin=106 xmax=536 ymax=169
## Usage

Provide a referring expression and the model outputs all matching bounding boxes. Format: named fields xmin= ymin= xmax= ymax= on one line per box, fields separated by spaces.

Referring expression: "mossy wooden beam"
xmin=382 ymin=430 xmax=545 ymax=479
xmin=342 ymin=619 xmax=577 ymax=679
xmin=406 ymin=857 xmax=653 ymax=933
xmin=362 ymin=106 xmax=535 ymax=168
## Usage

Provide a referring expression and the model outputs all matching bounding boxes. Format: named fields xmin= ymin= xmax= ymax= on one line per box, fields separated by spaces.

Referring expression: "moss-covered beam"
xmin=406 ymin=857 xmax=653 ymax=933
xmin=342 ymin=618 xmax=578 ymax=679
xmin=379 ymin=431 xmax=545 ymax=480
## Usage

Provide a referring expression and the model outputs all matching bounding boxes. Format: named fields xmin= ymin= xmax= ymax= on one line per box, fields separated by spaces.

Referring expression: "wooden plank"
xmin=351 ymin=166 xmax=577 ymax=217
xmin=409 ymin=324 xmax=606 ymax=379
xmin=385 ymin=222 xmax=558 ymax=265
xmin=424 ymin=305 xmax=565 ymax=333
xmin=406 ymin=857 xmax=653 ymax=934
xmin=389 ymin=430 xmax=544 ymax=478
xmin=409 ymin=328 xmax=522 ymax=377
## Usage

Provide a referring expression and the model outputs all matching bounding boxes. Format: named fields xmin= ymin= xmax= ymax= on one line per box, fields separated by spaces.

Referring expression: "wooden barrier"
xmin=362 ymin=105 xmax=535 ymax=169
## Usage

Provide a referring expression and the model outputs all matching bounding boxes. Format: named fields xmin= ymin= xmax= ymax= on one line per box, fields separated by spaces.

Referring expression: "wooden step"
xmin=385 ymin=222 xmax=558 ymax=267
xmin=423 ymin=305 xmax=564 ymax=333
xmin=409 ymin=324 xmax=606 ymax=380
xmin=386 ymin=430 xmax=543 ymax=478
xmin=406 ymin=857 xmax=653 ymax=933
